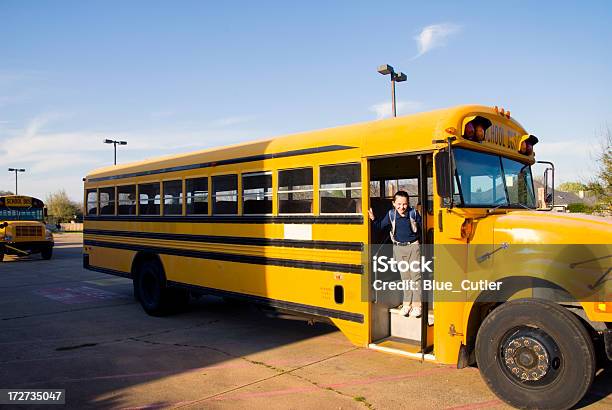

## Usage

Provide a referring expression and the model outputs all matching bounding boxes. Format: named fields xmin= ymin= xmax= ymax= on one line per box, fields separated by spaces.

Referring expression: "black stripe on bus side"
xmin=167 ymin=281 xmax=364 ymax=324
xmin=86 ymin=264 xmax=132 ymax=279
xmin=87 ymin=144 xmax=357 ymax=182
xmin=84 ymin=239 xmax=364 ymax=274
xmin=83 ymin=214 xmax=364 ymax=224
xmin=83 ymin=229 xmax=364 ymax=252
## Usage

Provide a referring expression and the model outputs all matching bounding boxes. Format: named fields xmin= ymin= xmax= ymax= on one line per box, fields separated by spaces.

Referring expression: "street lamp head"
xmin=395 ymin=72 xmax=407 ymax=82
xmin=377 ymin=64 xmax=394 ymax=76
xmin=118 ymin=141 xmax=127 ymax=145
xmin=104 ymin=139 xmax=113 ymax=144
xmin=18 ymin=169 xmax=25 ymax=172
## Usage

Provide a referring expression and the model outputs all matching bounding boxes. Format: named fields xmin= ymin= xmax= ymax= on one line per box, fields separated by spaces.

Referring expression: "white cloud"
xmin=0 ymin=112 xmax=266 ymax=201
xmin=369 ymin=100 xmax=424 ymax=119
xmin=413 ymin=23 xmax=461 ymax=59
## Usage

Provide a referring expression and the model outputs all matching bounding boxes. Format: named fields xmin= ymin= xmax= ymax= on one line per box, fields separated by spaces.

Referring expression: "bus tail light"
xmin=596 ymin=301 xmax=611 ymax=313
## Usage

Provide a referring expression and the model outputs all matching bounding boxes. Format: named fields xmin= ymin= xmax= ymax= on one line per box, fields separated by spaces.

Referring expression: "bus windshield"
xmin=453 ymin=147 xmax=536 ymax=208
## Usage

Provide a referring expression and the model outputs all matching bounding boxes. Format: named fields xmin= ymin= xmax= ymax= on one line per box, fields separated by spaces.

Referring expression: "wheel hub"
xmin=503 ymin=336 xmax=549 ymax=381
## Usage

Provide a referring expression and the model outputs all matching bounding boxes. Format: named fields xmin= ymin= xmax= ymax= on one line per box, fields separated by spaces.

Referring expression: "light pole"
xmin=104 ymin=139 xmax=127 ymax=165
xmin=377 ymin=64 xmax=407 ymax=117
xmin=8 ymin=168 xmax=25 ymax=195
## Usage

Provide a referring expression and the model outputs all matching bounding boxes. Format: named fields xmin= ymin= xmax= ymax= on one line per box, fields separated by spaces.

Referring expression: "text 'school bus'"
xmin=0 ymin=195 xmax=54 ymax=261
xmin=83 ymin=105 xmax=611 ymax=409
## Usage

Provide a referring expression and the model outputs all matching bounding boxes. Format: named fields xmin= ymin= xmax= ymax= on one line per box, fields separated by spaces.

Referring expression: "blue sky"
xmin=1 ymin=1 xmax=611 ymax=201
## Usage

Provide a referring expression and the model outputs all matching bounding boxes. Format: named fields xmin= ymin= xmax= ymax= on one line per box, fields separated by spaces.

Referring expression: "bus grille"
xmin=16 ymin=226 xmax=43 ymax=238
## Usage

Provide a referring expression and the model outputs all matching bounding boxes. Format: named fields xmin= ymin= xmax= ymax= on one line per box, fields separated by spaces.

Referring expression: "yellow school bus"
xmin=83 ymin=105 xmax=611 ymax=409
xmin=0 ymin=195 xmax=54 ymax=261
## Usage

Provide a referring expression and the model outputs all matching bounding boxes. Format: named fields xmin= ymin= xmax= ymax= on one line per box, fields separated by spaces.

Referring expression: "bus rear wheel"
xmin=41 ymin=246 xmax=53 ymax=260
xmin=135 ymin=259 xmax=188 ymax=316
xmin=475 ymin=299 xmax=595 ymax=410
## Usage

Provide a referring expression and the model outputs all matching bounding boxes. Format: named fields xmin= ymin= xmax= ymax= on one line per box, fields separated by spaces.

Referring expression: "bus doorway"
xmin=368 ymin=154 xmax=434 ymax=358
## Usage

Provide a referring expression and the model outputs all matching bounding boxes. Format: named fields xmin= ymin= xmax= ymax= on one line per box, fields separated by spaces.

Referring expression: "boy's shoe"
xmin=399 ymin=304 xmax=412 ymax=316
xmin=409 ymin=306 xmax=422 ymax=318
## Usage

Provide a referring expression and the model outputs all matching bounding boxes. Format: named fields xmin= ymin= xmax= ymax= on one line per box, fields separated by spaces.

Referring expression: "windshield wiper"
xmin=486 ymin=202 xmax=533 ymax=214
xmin=509 ymin=202 xmax=533 ymax=210
xmin=486 ymin=203 xmax=509 ymax=214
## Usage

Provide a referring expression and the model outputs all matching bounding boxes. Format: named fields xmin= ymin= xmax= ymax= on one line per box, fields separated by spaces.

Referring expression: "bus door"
xmin=368 ymin=154 xmax=434 ymax=354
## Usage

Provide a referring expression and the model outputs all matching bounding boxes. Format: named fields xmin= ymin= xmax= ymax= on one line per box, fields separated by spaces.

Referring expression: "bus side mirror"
xmin=536 ymin=161 xmax=555 ymax=210
xmin=1 ymin=222 xmax=7 ymax=228
xmin=44 ymin=208 xmax=48 ymax=217
xmin=435 ymin=151 xmax=451 ymax=199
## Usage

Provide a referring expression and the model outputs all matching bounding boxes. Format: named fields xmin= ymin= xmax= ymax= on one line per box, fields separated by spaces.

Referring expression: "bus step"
xmin=390 ymin=308 xmax=433 ymax=340
xmin=369 ymin=337 xmax=435 ymax=361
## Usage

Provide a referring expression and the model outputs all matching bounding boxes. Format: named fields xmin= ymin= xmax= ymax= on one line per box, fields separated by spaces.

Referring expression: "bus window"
xmin=212 ymin=175 xmax=238 ymax=214
xmin=139 ymin=183 xmax=161 ymax=215
xmin=117 ymin=185 xmax=136 ymax=215
xmin=320 ymin=164 xmax=361 ymax=214
xmin=99 ymin=187 xmax=116 ymax=215
xmin=243 ymin=172 xmax=272 ymax=215
xmin=163 ymin=180 xmax=183 ymax=215
xmin=186 ymin=177 xmax=208 ymax=215
xmin=86 ymin=189 xmax=97 ymax=215
xmin=278 ymin=168 xmax=313 ymax=214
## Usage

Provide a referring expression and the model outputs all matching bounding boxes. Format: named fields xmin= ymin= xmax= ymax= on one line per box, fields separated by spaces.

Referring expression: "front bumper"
xmin=3 ymin=241 xmax=53 ymax=255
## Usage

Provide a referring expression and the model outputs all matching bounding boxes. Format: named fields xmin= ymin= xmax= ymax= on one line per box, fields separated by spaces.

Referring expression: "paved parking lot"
xmin=1 ymin=233 xmax=610 ymax=409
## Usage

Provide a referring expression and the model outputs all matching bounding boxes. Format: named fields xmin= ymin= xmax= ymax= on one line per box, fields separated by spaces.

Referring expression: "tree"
xmin=585 ymin=128 xmax=612 ymax=213
xmin=0 ymin=190 xmax=14 ymax=195
xmin=558 ymin=182 xmax=587 ymax=193
xmin=45 ymin=190 xmax=80 ymax=223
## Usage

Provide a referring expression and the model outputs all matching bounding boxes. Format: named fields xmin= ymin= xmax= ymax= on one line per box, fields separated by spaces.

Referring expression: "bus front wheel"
xmin=0 ymin=245 xmax=4 ymax=262
xmin=41 ymin=246 xmax=53 ymax=260
xmin=475 ymin=299 xmax=595 ymax=410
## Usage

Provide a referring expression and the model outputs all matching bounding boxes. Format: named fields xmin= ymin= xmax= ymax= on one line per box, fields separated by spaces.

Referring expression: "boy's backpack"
xmin=389 ymin=208 xmax=418 ymax=242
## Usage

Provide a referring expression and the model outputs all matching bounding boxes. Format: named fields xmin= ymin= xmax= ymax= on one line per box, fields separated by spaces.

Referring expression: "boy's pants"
xmin=393 ymin=242 xmax=421 ymax=304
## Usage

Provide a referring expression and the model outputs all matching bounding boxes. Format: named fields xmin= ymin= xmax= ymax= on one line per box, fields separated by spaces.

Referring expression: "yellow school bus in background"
xmin=83 ymin=105 xmax=611 ymax=409
xmin=0 ymin=195 xmax=54 ymax=261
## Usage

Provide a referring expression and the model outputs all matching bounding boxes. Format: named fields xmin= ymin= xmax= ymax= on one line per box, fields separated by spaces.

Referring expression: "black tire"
xmin=475 ymin=299 xmax=595 ymax=410
xmin=135 ymin=259 xmax=189 ymax=316
xmin=0 ymin=245 xmax=5 ymax=262
xmin=41 ymin=246 xmax=53 ymax=260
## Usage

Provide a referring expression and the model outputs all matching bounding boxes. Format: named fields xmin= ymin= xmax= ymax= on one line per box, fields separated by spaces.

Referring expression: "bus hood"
xmin=493 ymin=211 xmax=612 ymax=245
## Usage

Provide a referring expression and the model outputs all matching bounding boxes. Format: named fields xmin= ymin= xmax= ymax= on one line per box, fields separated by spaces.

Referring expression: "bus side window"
xmin=186 ymin=177 xmax=209 ymax=215
xmin=278 ymin=168 xmax=313 ymax=214
xmin=243 ymin=172 xmax=272 ymax=215
xmin=212 ymin=175 xmax=238 ymax=215
xmin=163 ymin=180 xmax=183 ymax=215
xmin=117 ymin=185 xmax=136 ymax=215
xmin=99 ymin=187 xmax=116 ymax=215
xmin=320 ymin=163 xmax=361 ymax=214
xmin=86 ymin=189 xmax=98 ymax=215
xmin=139 ymin=183 xmax=161 ymax=215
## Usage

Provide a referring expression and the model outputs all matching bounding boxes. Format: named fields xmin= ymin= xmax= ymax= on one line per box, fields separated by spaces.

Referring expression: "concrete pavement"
xmin=0 ymin=233 xmax=609 ymax=409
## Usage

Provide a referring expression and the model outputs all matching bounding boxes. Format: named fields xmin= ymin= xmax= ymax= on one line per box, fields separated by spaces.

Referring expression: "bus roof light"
xmin=518 ymin=135 xmax=539 ymax=155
